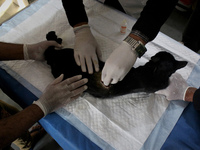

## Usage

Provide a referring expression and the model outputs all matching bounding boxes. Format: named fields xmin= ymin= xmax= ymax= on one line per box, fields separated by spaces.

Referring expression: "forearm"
xmin=61 ymin=0 xmax=88 ymax=27
xmin=132 ymin=0 xmax=178 ymax=42
xmin=0 ymin=42 xmax=24 ymax=60
xmin=0 ymin=104 xmax=44 ymax=148
xmin=185 ymin=87 xmax=197 ymax=102
xmin=184 ymin=87 xmax=200 ymax=111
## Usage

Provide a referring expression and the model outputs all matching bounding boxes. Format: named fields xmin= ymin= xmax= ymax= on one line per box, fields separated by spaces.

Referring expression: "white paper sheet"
xmin=0 ymin=0 xmax=199 ymax=149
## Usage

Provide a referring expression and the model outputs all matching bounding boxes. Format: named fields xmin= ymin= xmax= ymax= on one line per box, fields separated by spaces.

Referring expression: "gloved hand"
xmin=101 ymin=41 xmax=137 ymax=86
xmin=74 ymin=24 xmax=102 ymax=74
xmin=33 ymin=74 xmax=88 ymax=116
xmin=23 ymin=41 xmax=61 ymax=61
xmin=155 ymin=73 xmax=189 ymax=101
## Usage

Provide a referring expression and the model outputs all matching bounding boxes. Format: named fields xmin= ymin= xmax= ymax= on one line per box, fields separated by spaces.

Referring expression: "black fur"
xmin=44 ymin=31 xmax=187 ymax=98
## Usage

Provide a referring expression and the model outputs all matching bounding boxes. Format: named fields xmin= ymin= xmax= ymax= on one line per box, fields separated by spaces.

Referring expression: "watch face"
xmin=134 ymin=42 xmax=147 ymax=58
xmin=124 ymin=36 xmax=147 ymax=58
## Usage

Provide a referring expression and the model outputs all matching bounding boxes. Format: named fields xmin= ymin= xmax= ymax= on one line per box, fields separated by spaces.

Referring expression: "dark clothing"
xmin=132 ymin=0 xmax=178 ymax=41
xmin=61 ymin=0 xmax=178 ymax=42
xmin=182 ymin=0 xmax=200 ymax=52
xmin=193 ymin=88 xmax=200 ymax=110
xmin=61 ymin=0 xmax=88 ymax=27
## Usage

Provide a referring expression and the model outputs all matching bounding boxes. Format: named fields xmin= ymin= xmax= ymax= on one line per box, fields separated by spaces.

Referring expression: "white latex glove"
xmin=101 ymin=41 xmax=137 ymax=86
xmin=74 ymin=24 xmax=102 ymax=74
xmin=33 ymin=74 xmax=88 ymax=116
xmin=155 ymin=73 xmax=189 ymax=101
xmin=23 ymin=41 xmax=61 ymax=61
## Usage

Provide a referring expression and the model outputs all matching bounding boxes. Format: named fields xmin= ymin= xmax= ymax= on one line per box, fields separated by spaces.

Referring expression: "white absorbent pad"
xmin=0 ymin=0 xmax=200 ymax=149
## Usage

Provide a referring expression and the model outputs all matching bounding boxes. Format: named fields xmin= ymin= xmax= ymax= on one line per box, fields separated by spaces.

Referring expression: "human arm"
xmin=132 ymin=0 xmax=178 ymax=41
xmin=0 ymin=74 xmax=88 ymax=148
xmin=0 ymin=41 xmax=61 ymax=61
xmin=0 ymin=42 xmax=24 ymax=60
xmin=61 ymin=0 xmax=101 ymax=74
xmin=61 ymin=0 xmax=88 ymax=27
xmin=101 ymin=0 xmax=178 ymax=86
xmin=0 ymin=104 xmax=43 ymax=148
xmin=157 ymin=83 xmax=200 ymax=111
xmin=155 ymin=73 xmax=200 ymax=111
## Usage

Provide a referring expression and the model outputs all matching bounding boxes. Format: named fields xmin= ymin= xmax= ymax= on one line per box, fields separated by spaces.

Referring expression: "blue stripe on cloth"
xmin=140 ymin=100 xmax=188 ymax=150
xmin=0 ymin=67 xmax=106 ymax=150
xmin=187 ymin=59 xmax=200 ymax=88
xmin=57 ymin=107 xmax=115 ymax=150
xmin=0 ymin=0 xmax=49 ymax=37
xmin=0 ymin=67 xmax=36 ymax=108
xmin=141 ymin=59 xmax=200 ymax=150
xmin=0 ymin=61 xmax=43 ymax=99
xmin=40 ymin=113 xmax=102 ymax=150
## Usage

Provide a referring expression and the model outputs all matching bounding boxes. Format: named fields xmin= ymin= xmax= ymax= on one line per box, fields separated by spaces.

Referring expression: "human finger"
xmin=80 ymin=56 xmax=87 ymax=72
xmin=86 ymin=56 xmax=93 ymax=74
xmin=74 ymin=52 xmax=81 ymax=66
xmin=47 ymin=41 xmax=62 ymax=49
xmin=61 ymin=75 xmax=83 ymax=86
xmin=68 ymin=78 xmax=88 ymax=90
xmin=92 ymin=55 xmax=99 ymax=72
xmin=71 ymin=85 xmax=88 ymax=96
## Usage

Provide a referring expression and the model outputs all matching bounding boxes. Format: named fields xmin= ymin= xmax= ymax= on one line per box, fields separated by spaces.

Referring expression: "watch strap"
xmin=124 ymin=36 xmax=147 ymax=58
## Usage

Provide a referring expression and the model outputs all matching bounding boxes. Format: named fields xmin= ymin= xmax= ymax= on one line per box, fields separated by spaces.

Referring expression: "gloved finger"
xmin=47 ymin=41 xmax=62 ymax=49
xmin=74 ymin=52 xmax=81 ymax=66
xmin=71 ymin=85 xmax=88 ymax=96
xmin=68 ymin=78 xmax=88 ymax=90
xmin=51 ymin=74 xmax=64 ymax=85
xmin=101 ymin=68 xmax=106 ymax=82
xmin=86 ymin=56 xmax=93 ymax=74
xmin=62 ymin=75 xmax=83 ymax=86
xmin=101 ymin=67 xmax=109 ymax=86
xmin=111 ymin=78 xmax=120 ymax=85
xmin=102 ymin=75 xmax=113 ymax=86
xmin=92 ymin=55 xmax=99 ymax=72
xmin=80 ymin=56 xmax=87 ymax=72
xmin=155 ymin=89 xmax=167 ymax=95
xmin=119 ymin=73 xmax=126 ymax=82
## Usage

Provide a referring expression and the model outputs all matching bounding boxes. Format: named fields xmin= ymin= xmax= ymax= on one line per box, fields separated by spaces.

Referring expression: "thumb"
xmin=155 ymin=89 xmax=166 ymax=95
xmin=47 ymin=41 xmax=62 ymax=49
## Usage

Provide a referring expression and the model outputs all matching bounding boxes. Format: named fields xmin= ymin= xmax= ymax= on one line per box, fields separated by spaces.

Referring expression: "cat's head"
xmin=148 ymin=51 xmax=187 ymax=79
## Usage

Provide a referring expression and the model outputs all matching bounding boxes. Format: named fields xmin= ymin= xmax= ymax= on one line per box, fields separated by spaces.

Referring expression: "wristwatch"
xmin=124 ymin=36 xmax=147 ymax=58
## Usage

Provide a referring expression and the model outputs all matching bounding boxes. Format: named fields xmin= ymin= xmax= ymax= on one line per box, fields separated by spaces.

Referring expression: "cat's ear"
xmin=176 ymin=61 xmax=187 ymax=70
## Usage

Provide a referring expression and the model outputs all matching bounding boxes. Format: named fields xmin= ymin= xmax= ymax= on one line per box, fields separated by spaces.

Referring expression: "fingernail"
xmin=82 ymin=78 xmax=88 ymax=83
xmin=77 ymin=75 xmax=82 ymax=78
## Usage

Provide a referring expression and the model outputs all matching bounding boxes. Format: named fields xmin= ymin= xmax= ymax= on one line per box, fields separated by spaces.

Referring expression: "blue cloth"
xmin=161 ymin=103 xmax=200 ymax=150
xmin=0 ymin=67 xmax=35 ymax=108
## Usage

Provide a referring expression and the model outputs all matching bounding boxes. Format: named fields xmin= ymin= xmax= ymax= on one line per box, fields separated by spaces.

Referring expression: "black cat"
xmin=44 ymin=31 xmax=187 ymax=98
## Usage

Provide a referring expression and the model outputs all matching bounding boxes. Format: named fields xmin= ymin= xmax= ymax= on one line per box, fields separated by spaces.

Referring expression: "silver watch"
xmin=124 ymin=36 xmax=147 ymax=58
